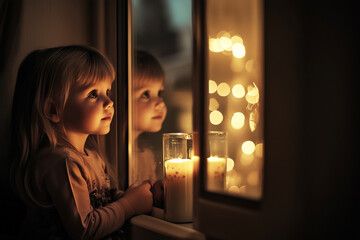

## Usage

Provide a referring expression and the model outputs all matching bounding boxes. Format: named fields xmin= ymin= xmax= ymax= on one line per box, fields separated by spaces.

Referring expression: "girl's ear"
xmin=44 ymin=98 xmax=60 ymax=123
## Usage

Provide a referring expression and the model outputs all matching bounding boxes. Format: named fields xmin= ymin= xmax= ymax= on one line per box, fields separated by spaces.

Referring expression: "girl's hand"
xmin=151 ymin=180 xmax=164 ymax=209
xmin=118 ymin=181 xmax=153 ymax=218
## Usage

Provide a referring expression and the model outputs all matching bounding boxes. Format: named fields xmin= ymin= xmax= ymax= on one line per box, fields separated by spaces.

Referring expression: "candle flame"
xmin=166 ymin=158 xmax=192 ymax=163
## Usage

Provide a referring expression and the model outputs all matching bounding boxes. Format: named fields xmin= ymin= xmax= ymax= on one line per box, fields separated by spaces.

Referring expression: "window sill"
xmin=129 ymin=207 xmax=205 ymax=240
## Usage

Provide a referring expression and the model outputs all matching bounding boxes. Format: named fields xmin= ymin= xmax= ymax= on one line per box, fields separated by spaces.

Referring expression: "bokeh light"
xmin=245 ymin=84 xmax=259 ymax=104
xmin=231 ymin=112 xmax=245 ymax=129
xmin=249 ymin=109 xmax=259 ymax=132
xmin=220 ymin=36 xmax=232 ymax=51
xmin=209 ymin=98 xmax=219 ymax=111
xmin=232 ymin=84 xmax=245 ymax=98
xmin=255 ymin=143 xmax=263 ymax=158
xmin=217 ymin=82 xmax=230 ymax=97
xmin=210 ymin=110 xmax=223 ymax=125
xmin=232 ymin=42 xmax=246 ymax=58
xmin=231 ymin=35 xmax=243 ymax=45
xmin=227 ymin=158 xmax=234 ymax=172
xmin=209 ymin=80 xmax=217 ymax=93
xmin=242 ymin=141 xmax=256 ymax=154
xmin=209 ymin=38 xmax=224 ymax=52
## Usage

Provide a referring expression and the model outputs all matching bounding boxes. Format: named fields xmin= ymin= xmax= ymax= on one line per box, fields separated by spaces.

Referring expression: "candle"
xmin=164 ymin=158 xmax=194 ymax=223
xmin=207 ymin=157 xmax=226 ymax=192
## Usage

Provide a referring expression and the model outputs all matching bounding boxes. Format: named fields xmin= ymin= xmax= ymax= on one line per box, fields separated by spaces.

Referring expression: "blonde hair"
xmin=133 ymin=50 xmax=165 ymax=89
xmin=10 ymin=45 xmax=115 ymax=203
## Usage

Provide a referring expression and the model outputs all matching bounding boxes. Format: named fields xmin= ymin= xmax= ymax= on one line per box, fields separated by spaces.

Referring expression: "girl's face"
xmin=134 ymin=80 xmax=167 ymax=134
xmin=62 ymin=79 xmax=114 ymax=137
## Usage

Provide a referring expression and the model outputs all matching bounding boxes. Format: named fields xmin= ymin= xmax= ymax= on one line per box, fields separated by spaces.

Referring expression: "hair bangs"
xmin=74 ymin=50 xmax=115 ymax=88
xmin=134 ymin=73 xmax=165 ymax=89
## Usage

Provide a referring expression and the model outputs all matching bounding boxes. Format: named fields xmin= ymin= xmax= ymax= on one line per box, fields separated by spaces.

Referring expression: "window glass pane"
xmin=206 ymin=0 xmax=264 ymax=199
xmin=129 ymin=0 xmax=193 ymax=185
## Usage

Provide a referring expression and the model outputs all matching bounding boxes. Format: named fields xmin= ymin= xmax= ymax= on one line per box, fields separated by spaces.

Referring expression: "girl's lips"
xmin=102 ymin=116 xmax=112 ymax=121
xmin=152 ymin=116 xmax=163 ymax=120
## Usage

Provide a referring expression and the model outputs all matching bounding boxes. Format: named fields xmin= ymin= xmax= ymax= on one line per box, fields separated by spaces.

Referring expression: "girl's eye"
xmin=158 ymin=90 xmax=164 ymax=98
xmin=106 ymin=89 xmax=111 ymax=96
xmin=88 ymin=90 xmax=98 ymax=99
xmin=141 ymin=91 xmax=150 ymax=99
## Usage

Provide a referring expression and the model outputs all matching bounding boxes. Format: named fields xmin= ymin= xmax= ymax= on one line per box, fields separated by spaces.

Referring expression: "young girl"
xmin=9 ymin=45 xmax=154 ymax=239
xmin=131 ymin=50 xmax=167 ymax=185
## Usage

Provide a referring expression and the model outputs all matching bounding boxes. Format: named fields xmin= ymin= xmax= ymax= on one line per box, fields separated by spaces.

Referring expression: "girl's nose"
xmin=104 ymin=96 xmax=114 ymax=109
xmin=155 ymin=98 xmax=165 ymax=110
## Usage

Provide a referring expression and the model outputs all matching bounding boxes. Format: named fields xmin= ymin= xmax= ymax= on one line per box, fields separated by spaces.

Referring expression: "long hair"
xmin=9 ymin=45 xmax=115 ymax=204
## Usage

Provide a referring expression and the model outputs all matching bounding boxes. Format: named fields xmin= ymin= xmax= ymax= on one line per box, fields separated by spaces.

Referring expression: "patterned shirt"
xmin=20 ymin=146 xmax=126 ymax=239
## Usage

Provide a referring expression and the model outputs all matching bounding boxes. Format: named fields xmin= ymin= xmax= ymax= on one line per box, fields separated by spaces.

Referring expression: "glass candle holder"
xmin=207 ymin=131 xmax=228 ymax=192
xmin=163 ymin=133 xmax=193 ymax=223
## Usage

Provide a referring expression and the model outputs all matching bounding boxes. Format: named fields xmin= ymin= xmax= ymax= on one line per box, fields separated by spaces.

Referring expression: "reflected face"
xmin=133 ymin=80 xmax=167 ymax=134
xmin=63 ymin=80 xmax=114 ymax=136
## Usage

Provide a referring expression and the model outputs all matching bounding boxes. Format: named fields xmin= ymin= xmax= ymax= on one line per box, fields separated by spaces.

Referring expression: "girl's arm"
xmin=43 ymin=155 xmax=152 ymax=239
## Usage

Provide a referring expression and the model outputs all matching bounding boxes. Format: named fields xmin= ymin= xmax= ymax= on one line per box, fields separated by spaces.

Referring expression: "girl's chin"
xmin=146 ymin=127 xmax=162 ymax=133
xmin=97 ymin=128 xmax=111 ymax=135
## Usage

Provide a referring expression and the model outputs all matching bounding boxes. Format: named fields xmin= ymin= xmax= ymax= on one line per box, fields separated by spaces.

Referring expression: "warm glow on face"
xmin=209 ymin=38 xmax=224 ymax=52
xmin=210 ymin=110 xmax=223 ymax=125
xmin=209 ymin=80 xmax=217 ymax=93
xmin=232 ymin=42 xmax=246 ymax=58
xmin=232 ymin=84 xmax=245 ymax=98
xmin=226 ymin=158 xmax=234 ymax=171
xmin=217 ymin=82 xmax=230 ymax=97
xmin=245 ymin=83 xmax=259 ymax=104
xmin=209 ymin=98 xmax=219 ymax=111
xmin=231 ymin=112 xmax=245 ymax=129
xmin=242 ymin=141 xmax=256 ymax=154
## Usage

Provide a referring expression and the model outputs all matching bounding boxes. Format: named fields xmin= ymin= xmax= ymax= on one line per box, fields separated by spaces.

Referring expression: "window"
xmin=128 ymin=0 xmax=193 ymax=185
xmin=204 ymin=0 xmax=264 ymax=200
